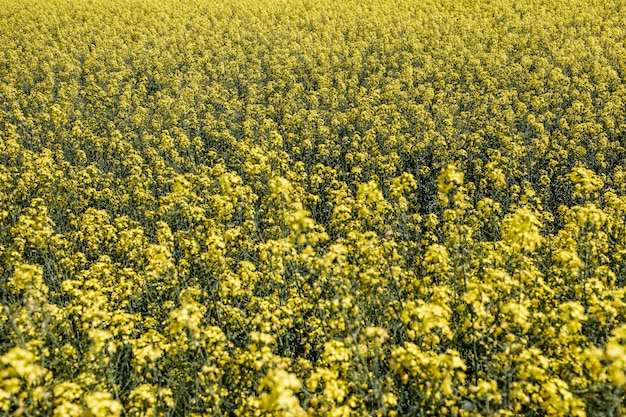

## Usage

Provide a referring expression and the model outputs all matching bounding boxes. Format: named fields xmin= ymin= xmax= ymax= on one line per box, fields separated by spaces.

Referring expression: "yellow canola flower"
xmin=328 ymin=405 xmax=352 ymax=417
xmin=307 ymin=368 xmax=349 ymax=405
xmin=128 ymin=384 xmax=158 ymax=417
xmin=568 ymin=166 xmax=604 ymax=199
xmin=502 ymin=206 xmax=543 ymax=253
xmin=53 ymin=402 xmax=83 ymax=417
xmin=391 ymin=342 xmax=466 ymax=401
xmin=539 ymin=379 xmax=585 ymax=417
xmin=84 ymin=392 xmax=123 ymax=417
xmin=131 ymin=329 xmax=168 ymax=367
xmin=286 ymin=208 xmax=315 ymax=234
xmin=502 ymin=302 xmax=532 ymax=333
xmin=269 ymin=176 xmax=293 ymax=204
xmin=402 ymin=299 xmax=453 ymax=342
xmin=364 ymin=326 xmax=389 ymax=346
xmin=469 ymin=379 xmax=501 ymax=403
xmin=322 ymin=340 xmax=352 ymax=364
xmin=605 ymin=325 xmax=626 ymax=387
xmin=259 ymin=369 xmax=306 ymax=417
xmin=53 ymin=382 xmax=84 ymax=417
xmin=166 ymin=288 xmax=206 ymax=343
xmin=7 ymin=263 xmax=48 ymax=296
xmin=437 ymin=164 xmax=464 ymax=195
xmin=54 ymin=381 xmax=82 ymax=403
xmin=558 ymin=302 xmax=587 ymax=334
xmin=423 ymin=243 xmax=452 ymax=277
xmin=485 ymin=162 xmax=507 ymax=190
xmin=570 ymin=204 xmax=607 ymax=229
xmin=0 ymin=347 xmax=48 ymax=386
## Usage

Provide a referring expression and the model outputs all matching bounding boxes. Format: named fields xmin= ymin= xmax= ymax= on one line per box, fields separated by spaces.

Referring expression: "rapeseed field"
xmin=1 ymin=0 xmax=626 ymax=415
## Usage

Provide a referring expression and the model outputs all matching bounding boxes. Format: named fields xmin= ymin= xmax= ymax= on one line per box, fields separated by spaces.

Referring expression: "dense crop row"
xmin=1 ymin=0 xmax=626 ymax=415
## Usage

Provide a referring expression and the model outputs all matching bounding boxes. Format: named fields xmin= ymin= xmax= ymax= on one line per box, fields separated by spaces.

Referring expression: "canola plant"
xmin=1 ymin=0 xmax=626 ymax=415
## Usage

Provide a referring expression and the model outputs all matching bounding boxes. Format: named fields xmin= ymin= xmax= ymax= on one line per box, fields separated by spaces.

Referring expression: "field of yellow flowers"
xmin=2 ymin=0 xmax=626 ymax=415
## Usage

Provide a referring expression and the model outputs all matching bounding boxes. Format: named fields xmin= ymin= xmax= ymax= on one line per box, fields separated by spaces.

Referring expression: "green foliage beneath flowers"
xmin=2 ymin=0 xmax=626 ymax=415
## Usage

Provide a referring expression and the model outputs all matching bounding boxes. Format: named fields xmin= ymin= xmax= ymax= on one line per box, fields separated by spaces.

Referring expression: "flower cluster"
xmin=1 ymin=0 xmax=626 ymax=415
